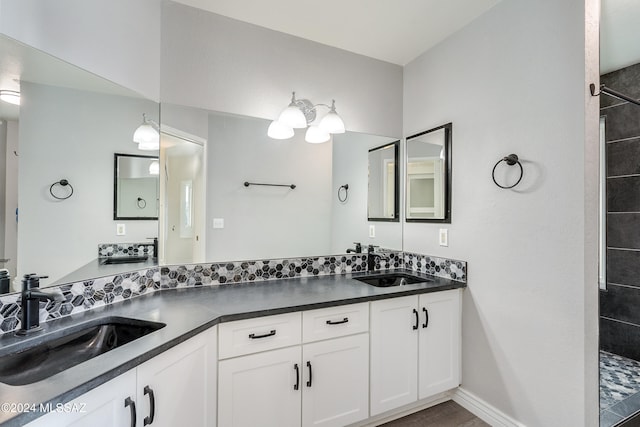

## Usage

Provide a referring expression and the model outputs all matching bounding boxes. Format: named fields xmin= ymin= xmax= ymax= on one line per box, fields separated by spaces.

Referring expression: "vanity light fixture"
xmin=268 ymin=92 xmax=345 ymax=143
xmin=133 ymin=113 xmax=159 ymax=151
xmin=149 ymin=160 xmax=160 ymax=175
xmin=0 ymin=90 xmax=20 ymax=106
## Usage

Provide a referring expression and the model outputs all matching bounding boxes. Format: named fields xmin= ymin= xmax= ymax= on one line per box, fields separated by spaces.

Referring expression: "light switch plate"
xmin=439 ymin=228 xmax=448 ymax=246
xmin=369 ymin=224 xmax=376 ymax=238
xmin=116 ymin=224 xmax=126 ymax=236
xmin=213 ymin=218 xmax=224 ymax=229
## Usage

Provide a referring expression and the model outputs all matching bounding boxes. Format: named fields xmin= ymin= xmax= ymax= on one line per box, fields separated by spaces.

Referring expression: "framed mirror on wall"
xmin=367 ymin=140 xmax=400 ymax=222
xmin=114 ymin=153 xmax=160 ymax=220
xmin=405 ymin=123 xmax=452 ymax=223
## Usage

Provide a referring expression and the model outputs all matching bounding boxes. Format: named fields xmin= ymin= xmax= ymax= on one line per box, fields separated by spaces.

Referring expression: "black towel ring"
xmin=49 ymin=179 xmax=74 ymax=200
xmin=492 ymin=154 xmax=523 ymax=189
xmin=338 ymin=184 xmax=349 ymax=202
xmin=137 ymin=197 xmax=147 ymax=209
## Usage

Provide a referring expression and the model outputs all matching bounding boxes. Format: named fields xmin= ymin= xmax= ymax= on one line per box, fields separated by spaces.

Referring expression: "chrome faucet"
xmin=16 ymin=274 xmax=65 ymax=336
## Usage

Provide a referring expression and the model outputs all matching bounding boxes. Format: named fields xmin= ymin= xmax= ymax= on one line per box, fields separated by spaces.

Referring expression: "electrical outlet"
xmin=213 ymin=218 xmax=224 ymax=229
xmin=116 ymin=224 xmax=126 ymax=236
xmin=369 ymin=224 xmax=376 ymax=238
xmin=439 ymin=228 xmax=448 ymax=247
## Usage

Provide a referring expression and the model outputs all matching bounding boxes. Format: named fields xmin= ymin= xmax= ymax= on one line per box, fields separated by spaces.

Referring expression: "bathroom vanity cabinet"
xmin=26 ymin=327 xmax=217 ymax=427
xmin=370 ymin=289 xmax=461 ymax=415
xmin=20 ymin=285 xmax=461 ymax=427
xmin=218 ymin=304 xmax=370 ymax=427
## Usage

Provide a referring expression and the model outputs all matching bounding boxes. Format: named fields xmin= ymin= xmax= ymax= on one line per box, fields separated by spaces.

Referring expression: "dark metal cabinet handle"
xmin=326 ymin=317 xmax=349 ymax=325
xmin=306 ymin=361 xmax=313 ymax=387
xmin=294 ymin=364 xmax=300 ymax=390
xmin=412 ymin=309 xmax=419 ymax=330
xmin=422 ymin=307 xmax=429 ymax=328
xmin=143 ymin=385 xmax=156 ymax=425
xmin=124 ymin=397 xmax=136 ymax=427
xmin=248 ymin=329 xmax=276 ymax=339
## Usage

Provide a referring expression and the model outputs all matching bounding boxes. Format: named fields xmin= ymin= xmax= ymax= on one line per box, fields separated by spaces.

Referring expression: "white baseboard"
xmin=452 ymin=387 xmax=526 ymax=427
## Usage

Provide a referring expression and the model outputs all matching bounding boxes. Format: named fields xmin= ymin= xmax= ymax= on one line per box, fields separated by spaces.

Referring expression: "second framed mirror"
xmin=405 ymin=123 xmax=452 ymax=223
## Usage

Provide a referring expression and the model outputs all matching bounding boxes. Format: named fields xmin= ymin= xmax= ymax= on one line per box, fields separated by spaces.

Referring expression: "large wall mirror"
xmin=0 ymin=34 xmax=159 ymax=293
xmin=405 ymin=123 xmax=452 ymax=223
xmin=160 ymin=103 xmax=403 ymax=264
xmin=367 ymin=141 xmax=400 ymax=221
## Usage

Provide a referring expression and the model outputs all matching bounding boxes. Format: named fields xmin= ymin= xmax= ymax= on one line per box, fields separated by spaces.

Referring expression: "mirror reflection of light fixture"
xmin=268 ymin=92 xmax=345 ymax=143
xmin=133 ymin=113 xmax=159 ymax=151
xmin=0 ymin=90 xmax=20 ymax=105
xmin=149 ymin=160 xmax=160 ymax=175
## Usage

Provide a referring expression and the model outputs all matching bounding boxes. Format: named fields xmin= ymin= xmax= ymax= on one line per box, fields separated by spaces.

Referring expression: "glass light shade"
xmin=0 ymin=90 xmax=20 ymax=105
xmin=278 ymin=105 xmax=307 ymax=129
xmin=305 ymin=125 xmax=331 ymax=144
xmin=319 ymin=111 xmax=345 ymax=134
xmin=267 ymin=120 xmax=294 ymax=139
xmin=133 ymin=123 xmax=158 ymax=144
xmin=149 ymin=160 xmax=160 ymax=175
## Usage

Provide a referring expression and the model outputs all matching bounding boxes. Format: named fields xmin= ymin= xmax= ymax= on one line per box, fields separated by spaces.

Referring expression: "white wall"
xmin=160 ymin=1 xmax=403 ymax=138
xmin=331 ymin=133 xmax=402 ymax=253
xmin=206 ymin=113 xmax=332 ymax=261
xmin=403 ymin=0 xmax=599 ymax=425
xmin=0 ymin=0 xmax=161 ymax=100
xmin=18 ymin=83 xmax=158 ymax=284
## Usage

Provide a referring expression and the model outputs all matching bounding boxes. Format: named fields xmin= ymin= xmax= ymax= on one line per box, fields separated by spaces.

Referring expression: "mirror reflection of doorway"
xmin=160 ymin=129 xmax=206 ymax=265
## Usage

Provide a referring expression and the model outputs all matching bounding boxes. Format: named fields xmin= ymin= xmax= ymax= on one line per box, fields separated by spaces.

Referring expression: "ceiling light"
xmin=268 ymin=92 xmax=345 ymax=143
xmin=149 ymin=160 xmax=160 ymax=175
xmin=0 ymin=90 xmax=20 ymax=106
xmin=305 ymin=125 xmax=331 ymax=144
xmin=267 ymin=120 xmax=294 ymax=139
xmin=133 ymin=113 xmax=159 ymax=151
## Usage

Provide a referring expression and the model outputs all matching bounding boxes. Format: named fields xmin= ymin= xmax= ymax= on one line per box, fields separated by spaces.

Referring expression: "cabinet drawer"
xmin=302 ymin=303 xmax=369 ymax=343
xmin=219 ymin=312 xmax=302 ymax=359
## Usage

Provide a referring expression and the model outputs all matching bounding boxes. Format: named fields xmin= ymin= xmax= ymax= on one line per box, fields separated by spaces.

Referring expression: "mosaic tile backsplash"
xmin=98 ymin=242 xmax=155 ymax=258
xmin=0 ymin=250 xmax=465 ymax=334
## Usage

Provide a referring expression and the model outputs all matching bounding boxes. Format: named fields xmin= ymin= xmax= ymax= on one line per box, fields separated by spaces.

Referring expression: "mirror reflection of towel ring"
xmin=137 ymin=197 xmax=147 ymax=209
xmin=49 ymin=179 xmax=74 ymax=200
xmin=338 ymin=184 xmax=349 ymax=202
xmin=492 ymin=154 xmax=523 ymax=189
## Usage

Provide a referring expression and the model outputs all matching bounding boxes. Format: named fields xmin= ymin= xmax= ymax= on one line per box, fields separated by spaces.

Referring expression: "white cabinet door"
xmin=301 ymin=334 xmax=369 ymax=427
xmin=26 ymin=369 xmax=137 ymax=427
xmin=370 ymin=295 xmax=419 ymax=416
xmin=218 ymin=346 xmax=302 ymax=427
xmin=418 ymin=289 xmax=461 ymax=399
xmin=136 ymin=327 xmax=217 ymax=427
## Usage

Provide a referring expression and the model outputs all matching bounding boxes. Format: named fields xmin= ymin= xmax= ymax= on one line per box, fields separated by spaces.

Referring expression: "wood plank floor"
xmin=380 ymin=401 xmax=489 ymax=427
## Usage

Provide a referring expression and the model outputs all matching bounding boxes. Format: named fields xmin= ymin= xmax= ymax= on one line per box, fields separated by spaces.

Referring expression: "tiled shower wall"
xmin=600 ymin=61 xmax=640 ymax=360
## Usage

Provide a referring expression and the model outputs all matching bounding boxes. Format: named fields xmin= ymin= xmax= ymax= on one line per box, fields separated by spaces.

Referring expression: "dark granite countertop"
xmin=0 ymin=269 xmax=465 ymax=426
